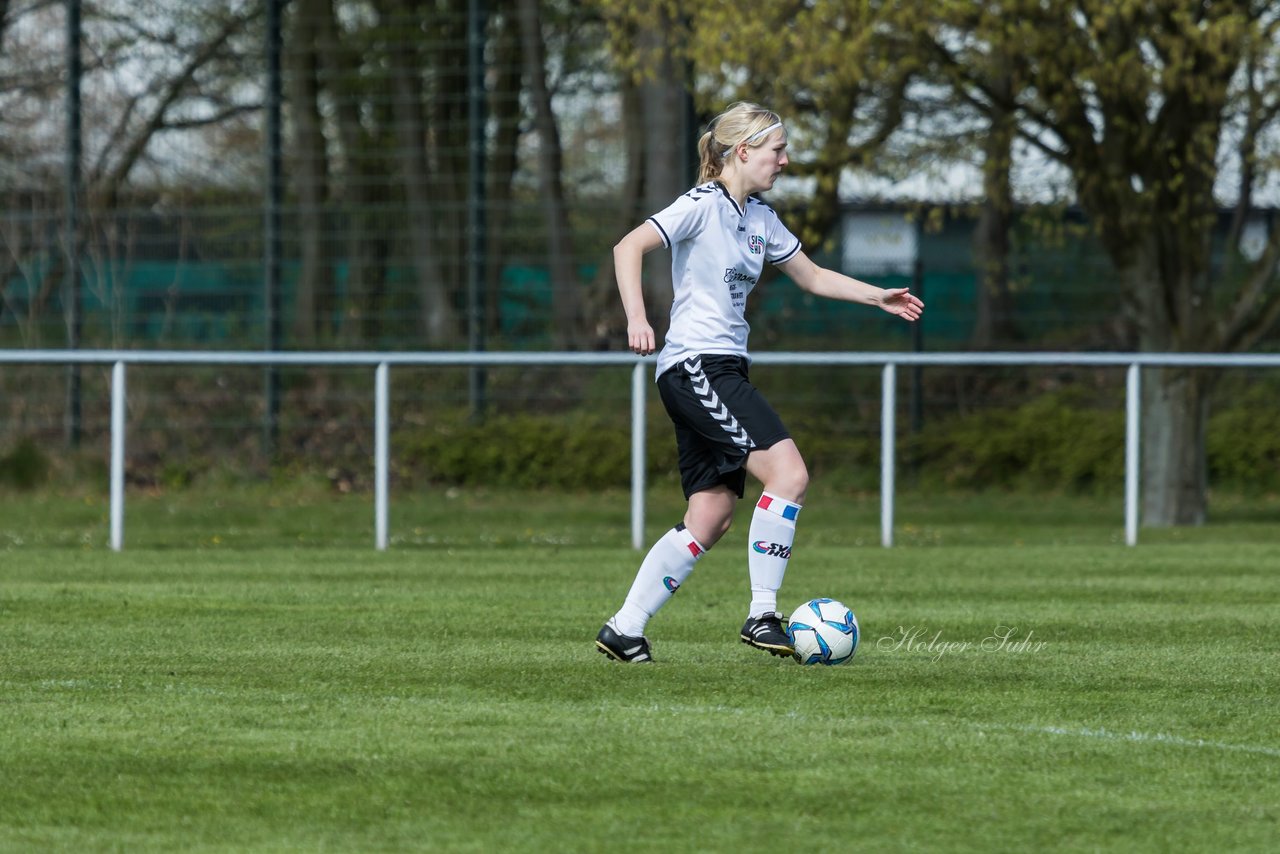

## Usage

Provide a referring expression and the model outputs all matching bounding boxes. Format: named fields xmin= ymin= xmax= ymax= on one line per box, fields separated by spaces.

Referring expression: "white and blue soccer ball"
xmin=787 ymin=598 xmax=859 ymax=665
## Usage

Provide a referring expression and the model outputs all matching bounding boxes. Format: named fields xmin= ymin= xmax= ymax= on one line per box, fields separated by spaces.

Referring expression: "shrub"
xmin=1207 ymin=387 xmax=1280 ymax=493
xmin=329 ymin=388 xmax=1280 ymax=494
xmin=906 ymin=389 xmax=1124 ymax=492
xmin=396 ymin=412 xmax=677 ymax=490
xmin=0 ymin=437 xmax=51 ymax=490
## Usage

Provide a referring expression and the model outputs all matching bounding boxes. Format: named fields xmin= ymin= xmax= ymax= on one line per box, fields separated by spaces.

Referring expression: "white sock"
xmin=748 ymin=492 xmax=801 ymax=617
xmin=611 ymin=524 xmax=707 ymax=637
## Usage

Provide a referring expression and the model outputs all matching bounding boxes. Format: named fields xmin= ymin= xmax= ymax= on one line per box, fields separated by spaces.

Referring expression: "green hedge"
xmin=1205 ymin=385 xmax=1280 ymax=491
xmin=0 ymin=438 xmax=50 ymax=489
xmin=904 ymin=389 xmax=1125 ymax=492
xmin=395 ymin=389 xmax=1280 ymax=494
xmin=6 ymin=389 xmax=1277 ymax=494
xmin=396 ymin=412 xmax=677 ymax=490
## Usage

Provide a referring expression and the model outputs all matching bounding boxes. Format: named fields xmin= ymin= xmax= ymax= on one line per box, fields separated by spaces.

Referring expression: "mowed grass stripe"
xmin=3 ymin=539 xmax=1278 ymax=851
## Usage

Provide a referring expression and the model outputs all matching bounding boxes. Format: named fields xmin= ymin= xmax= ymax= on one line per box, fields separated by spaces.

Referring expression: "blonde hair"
xmin=696 ymin=102 xmax=786 ymax=183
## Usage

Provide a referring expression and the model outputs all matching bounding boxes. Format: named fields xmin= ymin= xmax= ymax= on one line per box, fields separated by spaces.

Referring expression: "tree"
xmin=1 ymin=1 xmax=263 ymax=346
xmin=970 ymin=69 xmax=1020 ymax=349
xmin=375 ymin=0 xmax=460 ymax=346
xmin=283 ymin=0 xmax=516 ymax=347
xmin=517 ymin=0 xmax=580 ymax=348
xmin=688 ymin=1 xmax=913 ymax=253
xmin=485 ymin=2 xmax=524 ymax=338
xmin=307 ymin=0 xmax=396 ymax=344
xmin=286 ymin=0 xmax=337 ymax=344
xmin=592 ymin=0 xmax=693 ymax=339
xmin=924 ymin=0 xmax=1280 ymax=526
xmin=285 ymin=0 xmax=509 ymax=347
xmin=0 ymin=0 xmax=66 ymax=345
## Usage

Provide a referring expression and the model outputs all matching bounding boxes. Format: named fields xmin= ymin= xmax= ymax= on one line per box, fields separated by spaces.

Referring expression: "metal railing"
xmin=4 ymin=349 xmax=1280 ymax=551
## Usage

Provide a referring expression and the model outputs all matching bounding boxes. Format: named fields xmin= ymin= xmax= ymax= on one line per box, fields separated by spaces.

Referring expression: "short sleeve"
xmin=766 ymin=214 xmax=802 ymax=265
xmin=647 ymin=187 xmax=714 ymax=248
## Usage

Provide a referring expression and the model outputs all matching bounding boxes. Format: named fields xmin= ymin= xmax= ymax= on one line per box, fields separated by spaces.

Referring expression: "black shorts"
xmin=656 ymin=355 xmax=790 ymax=499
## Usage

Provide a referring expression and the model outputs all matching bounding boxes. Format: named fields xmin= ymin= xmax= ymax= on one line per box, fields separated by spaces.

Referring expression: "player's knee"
xmin=769 ymin=463 xmax=809 ymax=504
xmin=704 ymin=510 xmax=734 ymax=546
xmin=686 ymin=505 xmax=733 ymax=548
xmin=795 ymin=467 xmax=810 ymax=504
xmin=790 ymin=471 xmax=810 ymax=505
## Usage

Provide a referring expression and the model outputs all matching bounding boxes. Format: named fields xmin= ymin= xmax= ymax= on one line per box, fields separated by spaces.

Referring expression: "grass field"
xmin=2 ymin=487 xmax=1278 ymax=851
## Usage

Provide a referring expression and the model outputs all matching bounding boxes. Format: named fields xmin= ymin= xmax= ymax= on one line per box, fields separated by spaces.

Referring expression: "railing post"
xmin=881 ymin=362 xmax=896 ymax=548
xmin=631 ymin=362 xmax=647 ymax=550
xmin=375 ymin=361 xmax=389 ymax=551
xmin=1125 ymin=363 xmax=1141 ymax=546
xmin=110 ymin=360 xmax=125 ymax=551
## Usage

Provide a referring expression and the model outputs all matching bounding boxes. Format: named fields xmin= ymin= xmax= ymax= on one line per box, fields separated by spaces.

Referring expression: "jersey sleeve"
xmin=765 ymin=212 xmax=802 ymax=265
xmin=646 ymin=188 xmax=711 ymax=248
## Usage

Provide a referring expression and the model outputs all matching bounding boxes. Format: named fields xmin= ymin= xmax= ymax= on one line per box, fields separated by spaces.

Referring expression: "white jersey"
xmin=647 ymin=181 xmax=802 ymax=377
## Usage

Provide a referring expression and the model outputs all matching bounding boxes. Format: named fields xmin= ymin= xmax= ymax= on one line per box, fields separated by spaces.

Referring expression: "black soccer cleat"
xmin=596 ymin=622 xmax=654 ymax=663
xmin=740 ymin=612 xmax=794 ymax=657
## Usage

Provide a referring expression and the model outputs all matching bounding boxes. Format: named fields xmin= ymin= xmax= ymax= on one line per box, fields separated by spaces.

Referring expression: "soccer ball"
xmin=787 ymin=598 xmax=859 ymax=665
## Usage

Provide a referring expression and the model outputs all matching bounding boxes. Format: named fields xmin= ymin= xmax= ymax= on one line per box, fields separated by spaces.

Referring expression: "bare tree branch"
xmin=92 ymin=7 xmax=258 ymax=209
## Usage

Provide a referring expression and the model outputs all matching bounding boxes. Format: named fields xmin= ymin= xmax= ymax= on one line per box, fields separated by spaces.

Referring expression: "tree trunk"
xmin=285 ymin=0 xmax=333 ymax=346
xmin=636 ymin=9 xmax=688 ymax=339
xmin=1141 ymin=367 xmax=1210 ymax=527
xmin=583 ymin=78 xmax=645 ymax=348
xmin=971 ymin=201 xmax=1016 ymax=349
xmin=312 ymin=0 xmax=386 ymax=344
xmin=427 ymin=1 xmax=470 ymax=338
xmin=1109 ymin=227 xmax=1217 ymax=529
xmin=485 ymin=2 xmax=522 ymax=338
xmin=517 ymin=0 xmax=580 ymax=348
xmin=379 ymin=0 xmax=460 ymax=346
xmin=1126 ymin=241 xmax=1213 ymax=528
xmin=972 ymin=72 xmax=1017 ymax=349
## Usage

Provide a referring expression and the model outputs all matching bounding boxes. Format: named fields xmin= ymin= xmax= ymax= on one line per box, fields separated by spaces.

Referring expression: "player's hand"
xmin=880 ymin=288 xmax=924 ymax=322
xmin=627 ymin=320 xmax=656 ymax=356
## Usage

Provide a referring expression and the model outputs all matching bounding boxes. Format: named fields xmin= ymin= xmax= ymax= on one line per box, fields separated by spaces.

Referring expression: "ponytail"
xmin=696 ymin=129 xmax=723 ymax=184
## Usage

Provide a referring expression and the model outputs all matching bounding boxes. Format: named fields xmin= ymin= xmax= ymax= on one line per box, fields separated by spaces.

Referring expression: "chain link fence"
xmin=3 ymin=1 xmax=1276 ymax=501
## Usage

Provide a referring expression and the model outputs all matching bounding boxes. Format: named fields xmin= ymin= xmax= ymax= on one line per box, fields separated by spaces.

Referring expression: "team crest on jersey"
xmin=747 ymin=234 xmax=765 ymax=255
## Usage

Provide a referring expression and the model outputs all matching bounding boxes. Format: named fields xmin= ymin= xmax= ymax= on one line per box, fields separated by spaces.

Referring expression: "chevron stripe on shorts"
xmin=683 ymin=357 xmax=756 ymax=450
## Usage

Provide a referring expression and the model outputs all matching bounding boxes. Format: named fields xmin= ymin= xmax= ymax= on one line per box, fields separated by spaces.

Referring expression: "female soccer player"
xmin=596 ymin=102 xmax=923 ymax=663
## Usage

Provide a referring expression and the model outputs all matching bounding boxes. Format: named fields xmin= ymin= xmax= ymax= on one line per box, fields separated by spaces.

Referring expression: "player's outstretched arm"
xmin=614 ymin=224 xmax=666 ymax=355
xmin=777 ymin=250 xmax=923 ymax=322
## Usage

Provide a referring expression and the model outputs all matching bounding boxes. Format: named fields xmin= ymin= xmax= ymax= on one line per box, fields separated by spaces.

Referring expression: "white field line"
xmin=606 ymin=702 xmax=1280 ymax=759
xmin=987 ymin=722 xmax=1280 ymax=758
xmin=17 ymin=685 xmax=1279 ymax=759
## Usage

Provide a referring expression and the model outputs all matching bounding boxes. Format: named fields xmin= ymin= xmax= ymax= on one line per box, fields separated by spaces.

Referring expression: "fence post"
xmin=262 ymin=0 xmax=283 ymax=456
xmin=881 ymin=362 xmax=897 ymax=548
xmin=110 ymin=360 xmax=125 ymax=551
xmin=631 ymin=362 xmax=647 ymax=550
xmin=1125 ymin=363 xmax=1141 ymax=546
xmin=65 ymin=0 xmax=84 ymax=450
xmin=466 ymin=0 xmax=488 ymax=419
xmin=375 ymin=362 xmax=390 ymax=550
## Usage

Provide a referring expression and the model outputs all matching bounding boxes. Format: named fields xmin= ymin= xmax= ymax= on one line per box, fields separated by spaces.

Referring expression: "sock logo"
xmin=663 ymin=576 xmax=681 ymax=592
xmin=752 ymin=541 xmax=792 ymax=559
